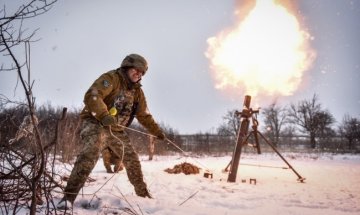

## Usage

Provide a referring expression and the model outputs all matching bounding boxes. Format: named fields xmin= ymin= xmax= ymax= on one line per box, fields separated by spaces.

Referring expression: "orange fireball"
xmin=205 ymin=0 xmax=316 ymax=98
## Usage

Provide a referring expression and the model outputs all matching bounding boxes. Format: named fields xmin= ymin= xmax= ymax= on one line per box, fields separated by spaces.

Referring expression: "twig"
xmin=88 ymin=172 xmax=118 ymax=205
xmin=137 ymin=204 xmax=144 ymax=215
xmin=115 ymin=186 xmax=141 ymax=215
xmin=179 ymin=190 xmax=200 ymax=206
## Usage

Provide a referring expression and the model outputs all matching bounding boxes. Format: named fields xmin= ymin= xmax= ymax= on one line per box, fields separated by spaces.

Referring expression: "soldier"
xmin=102 ymin=147 xmax=124 ymax=173
xmin=57 ymin=54 xmax=166 ymax=210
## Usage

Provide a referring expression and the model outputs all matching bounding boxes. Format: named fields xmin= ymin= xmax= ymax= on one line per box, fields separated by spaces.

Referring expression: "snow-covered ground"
xmin=44 ymin=153 xmax=360 ymax=215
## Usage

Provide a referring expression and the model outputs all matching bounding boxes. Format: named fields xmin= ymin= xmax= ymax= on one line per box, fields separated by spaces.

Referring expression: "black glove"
xmin=156 ymin=132 xmax=166 ymax=141
xmin=101 ymin=115 xmax=116 ymax=126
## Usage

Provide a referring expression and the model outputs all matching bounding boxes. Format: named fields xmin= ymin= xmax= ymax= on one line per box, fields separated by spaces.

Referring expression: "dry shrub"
xmin=164 ymin=162 xmax=200 ymax=175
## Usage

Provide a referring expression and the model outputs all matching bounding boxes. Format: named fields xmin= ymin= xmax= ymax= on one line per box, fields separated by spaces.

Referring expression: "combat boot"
xmin=142 ymin=190 xmax=152 ymax=198
xmin=114 ymin=163 xmax=124 ymax=173
xmin=57 ymin=197 xmax=72 ymax=210
xmin=105 ymin=165 xmax=113 ymax=173
xmin=135 ymin=187 xmax=153 ymax=198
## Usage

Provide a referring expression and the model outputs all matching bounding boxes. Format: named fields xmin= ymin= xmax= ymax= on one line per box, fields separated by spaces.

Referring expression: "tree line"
xmin=217 ymin=94 xmax=360 ymax=152
xmin=1 ymin=93 xmax=359 ymax=162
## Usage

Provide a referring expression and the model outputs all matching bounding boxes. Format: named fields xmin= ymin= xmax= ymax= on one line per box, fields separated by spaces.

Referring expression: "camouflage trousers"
xmin=63 ymin=119 xmax=148 ymax=203
xmin=102 ymin=147 xmax=124 ymax=173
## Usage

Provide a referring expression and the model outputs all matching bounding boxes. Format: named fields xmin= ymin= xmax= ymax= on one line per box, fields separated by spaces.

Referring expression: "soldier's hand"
xmin=101 ymin=115 xmax=116 ymax=126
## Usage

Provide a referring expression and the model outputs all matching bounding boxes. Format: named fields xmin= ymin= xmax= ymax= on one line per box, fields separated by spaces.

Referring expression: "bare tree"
xmin=1 ymin=1 xmax=57 ymax=71
xmin=316 ymin=110 xmax=336 ymax=143
xmin=217 ymin=109 xmax=240 ymax=139
xmin=262 ymin=102 xmax=287 ymax=146
xmin=0 ymin=1 xmax=58 ymax=214
xmin=338 ymin=114 xmax=360 ymax=150
xmin=287 ymin=94 xmax=335 ymax=149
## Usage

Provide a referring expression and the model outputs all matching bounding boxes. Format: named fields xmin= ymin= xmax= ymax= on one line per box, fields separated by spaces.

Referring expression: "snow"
xmin=15 ymin=153 xmax=360 ymax=214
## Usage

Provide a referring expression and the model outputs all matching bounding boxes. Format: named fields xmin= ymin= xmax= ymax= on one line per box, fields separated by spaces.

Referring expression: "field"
xmin=46 ymin=153 xmax=360 ymax=215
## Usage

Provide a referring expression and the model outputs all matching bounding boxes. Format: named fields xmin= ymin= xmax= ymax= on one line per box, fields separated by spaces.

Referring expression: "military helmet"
xmin=120 ymin=54 xmax=148 ymax=75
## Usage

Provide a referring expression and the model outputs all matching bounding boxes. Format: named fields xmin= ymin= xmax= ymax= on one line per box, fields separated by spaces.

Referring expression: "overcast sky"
xmin=1 ymin=0 xmax=360 ymax=134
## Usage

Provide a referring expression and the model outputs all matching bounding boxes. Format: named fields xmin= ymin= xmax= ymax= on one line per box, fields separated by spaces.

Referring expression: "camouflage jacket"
xmin=80 ymin=69 xmax=163 ymax=136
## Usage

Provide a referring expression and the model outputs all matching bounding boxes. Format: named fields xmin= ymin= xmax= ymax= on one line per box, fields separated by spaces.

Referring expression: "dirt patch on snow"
xmin=164 ymin=162 xmax=200 ymax=175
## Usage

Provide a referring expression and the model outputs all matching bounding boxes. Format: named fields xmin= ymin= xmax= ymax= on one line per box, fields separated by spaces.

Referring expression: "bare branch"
xmin=287 ymin=94 xmax=335 ymax=148
xmin=0 ymin=1 xmax=59 ymax=214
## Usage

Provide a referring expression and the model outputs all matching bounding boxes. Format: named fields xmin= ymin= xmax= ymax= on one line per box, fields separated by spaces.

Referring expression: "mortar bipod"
xmin=225 ymin=110 xmax=306 ymax=183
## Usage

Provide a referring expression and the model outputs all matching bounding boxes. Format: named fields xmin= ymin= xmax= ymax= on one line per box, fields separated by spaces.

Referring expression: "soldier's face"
xmin=127 ymin=68 xmax=144 ymax=83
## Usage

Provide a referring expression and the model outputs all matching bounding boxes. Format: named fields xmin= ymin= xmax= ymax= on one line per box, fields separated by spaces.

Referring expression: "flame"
xmin=205 ymin=0 xmax=315 ymax=97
